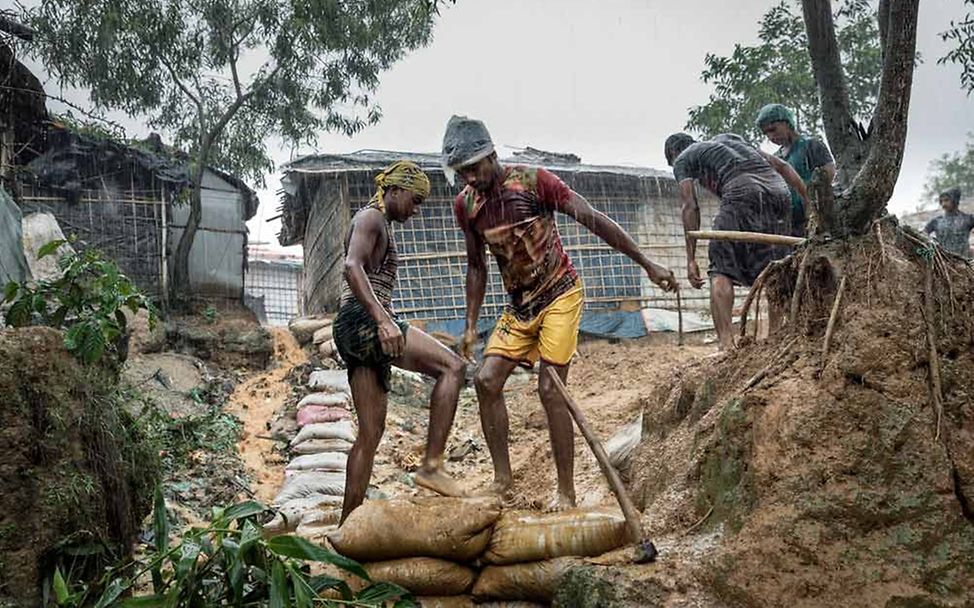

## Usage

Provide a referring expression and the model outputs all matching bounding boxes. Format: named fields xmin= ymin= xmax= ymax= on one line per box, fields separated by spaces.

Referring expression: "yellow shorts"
xmin=484 ymin=283 xmax=584 ymax=367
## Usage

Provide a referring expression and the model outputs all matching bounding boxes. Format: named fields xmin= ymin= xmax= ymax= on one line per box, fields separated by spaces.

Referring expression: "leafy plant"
xmin=203 ymin=305 xmax=219 ymax=325
xmin=53 ymin=490 xmax=414 ymax=607
xmin=3 ymin=241 xmax=157 ymax=364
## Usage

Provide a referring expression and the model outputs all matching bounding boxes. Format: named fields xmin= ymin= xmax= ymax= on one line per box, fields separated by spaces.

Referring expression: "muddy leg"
xmin=474 ymin=355 xmax=518 ymax=496
xmin=340 ymin=367 xmax=386 ymax=524
xmin=711 ymin=274 xmax=736 ymax=351
xmin=394 ymin=326 xmax=466 ymax=497
xmin=538 ymin=361 xmax=576 ymax=511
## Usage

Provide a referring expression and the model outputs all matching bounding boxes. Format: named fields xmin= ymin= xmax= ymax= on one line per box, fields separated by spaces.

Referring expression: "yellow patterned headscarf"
xmin=371 ymin=160 xmax=431 ymax=212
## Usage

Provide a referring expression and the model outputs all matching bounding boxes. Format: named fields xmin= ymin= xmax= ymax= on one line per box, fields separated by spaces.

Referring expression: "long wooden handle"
xmin=546 ymin=368 xmax=644 ymax=543
xmin=688 ymin=229 xmax=805 ymax=246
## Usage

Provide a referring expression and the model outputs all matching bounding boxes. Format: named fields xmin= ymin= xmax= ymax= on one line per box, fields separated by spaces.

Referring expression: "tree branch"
xmin=878 ymin=0 xmax=891 ymax=62
xmin=843 ymin=0 xmax=920 ymax=230
xmin=160 ymin=56 xmax=202 ymax=113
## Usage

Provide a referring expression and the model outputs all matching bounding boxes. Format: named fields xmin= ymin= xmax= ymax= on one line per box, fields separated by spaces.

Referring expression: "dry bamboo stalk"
xmin=688 ymin=230 xmax=805 ymax=246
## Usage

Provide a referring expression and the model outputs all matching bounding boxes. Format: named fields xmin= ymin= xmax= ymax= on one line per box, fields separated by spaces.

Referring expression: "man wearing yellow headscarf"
xmin=333 ymin=160 xmax=467 ymax=522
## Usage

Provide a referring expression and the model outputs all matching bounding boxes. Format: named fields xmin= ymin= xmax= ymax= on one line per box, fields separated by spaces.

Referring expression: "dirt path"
xmin=226 ymin=327 xmax=307 ymax=504
xmin=368 ymin=336 xmax=714 ymax=509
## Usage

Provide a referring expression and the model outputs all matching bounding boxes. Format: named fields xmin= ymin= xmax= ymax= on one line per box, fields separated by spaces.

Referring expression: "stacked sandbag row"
xmin=268 ymin=369 xmax=356 ymax=537
xmin=288 ymin=315 xmax=342 ymax=362
xmin=327 ymin=496 xmax=630 ymax=606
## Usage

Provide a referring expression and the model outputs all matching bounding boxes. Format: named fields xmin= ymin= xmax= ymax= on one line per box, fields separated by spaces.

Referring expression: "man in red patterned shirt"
xmin=443 ymin=116 xmax=677 ymax=509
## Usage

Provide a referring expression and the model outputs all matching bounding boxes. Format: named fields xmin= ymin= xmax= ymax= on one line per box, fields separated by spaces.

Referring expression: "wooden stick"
xmin=676 ymin=288 xmax=684 ymax=346
xmin=744 ymin=337 xmax=799 ymax=390
xmin=546 ymin=368 xmax=644 ymax=544
xmin=688 ymin=230 xmax=805 ymax=246
xmin=790 ymin=250 xmax=811 ymax=326
xmin=821 ymin=275 xmax=847 ymax=362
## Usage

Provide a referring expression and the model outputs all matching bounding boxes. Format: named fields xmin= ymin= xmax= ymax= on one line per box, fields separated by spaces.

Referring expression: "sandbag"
xmin=291 ymin=420 xmax=356 ymax=446
xmin=289 ymin=317 xmax=332 ymax=345
xmin=274 ymin=471 xmax=346 ymax=504
xmin=318 ymin=339 xmax=338 ymax=358
xmin=329 ymin=496 xmax=501 ymax=562
xmin=479 ymin=603 xmax=547 ymax=608
xmin=416 ymin=597 xmax=475 ymax=608
xmin=265 ymin=495 xmax=344 ymax=533
xmin=313 ymin=324 xmax=334 ymax=345
xmin=298 ymin=392 xmax=350 ymax=408
xmin=297 ymin=405 xmax=350 ymax=427
xmin=471 ymin=558 xmax=579 ymax=603
xmin=291 ymin=438 xmax=353 ymax=455
xmin=365 ymin=558 xmax=475 ymax=596
xmin=606 ymin=414 xmax=643 ymax=472
xmin=308 ymin=369 xmax=351 ymax=394
xmin=286 ymin=452 xmax=348 ymax=473
xmin=483 ymin=508 xmax=629 ymax=565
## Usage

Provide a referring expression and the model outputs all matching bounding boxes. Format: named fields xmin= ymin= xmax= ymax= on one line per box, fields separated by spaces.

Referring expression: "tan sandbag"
xmin=328 ymin=496 xmax=501 ymax=562
xmin=296 ymin=521 xmax=340 ymax=546
xmin=365 ymin=557 xmax=475 ymax=596
xmin=289 ymin=316 xmax=332 ymax=345
xmin=416 ymin=597 xmax=475 ymax=608
xmin=291 ymin=420 xmax=357 ymax=446
xmin=479 ymin=603 xmax=547 ymax=608
xmin=483 ymin=508 xmax=628 ymax=565
xmin=313 ymin=324 xmax=335 ymax=345
xmin=472 ymin=558 xmax=579 ymax=603
xmin=291 ymin=438 xmax=353 ymax=455
xmin=318 ymin=339 xmax=338 ymax=358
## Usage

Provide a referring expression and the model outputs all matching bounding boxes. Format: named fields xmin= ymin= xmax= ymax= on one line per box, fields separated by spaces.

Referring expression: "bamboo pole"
xmin=687 ymin=230 xmax=805 ymax=246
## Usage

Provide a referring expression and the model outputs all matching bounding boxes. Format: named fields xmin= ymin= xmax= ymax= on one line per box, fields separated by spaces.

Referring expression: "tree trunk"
xmin=171 ymin=165 xmax=204 ymax=303
xmin=801 ymin=0 xmax=869 ymax=187
xmin=803 ymin=0 xmax=919 ymax=236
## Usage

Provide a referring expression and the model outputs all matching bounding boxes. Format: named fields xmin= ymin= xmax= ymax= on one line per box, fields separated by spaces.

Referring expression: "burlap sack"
xmin=482 ymin=508 xmax=628 ymax=564
xmin=471 ymin=558 xmax=579 ymax=603
xmin=365 ymin=557 xmax=475 ymax=596
xmin=286 ymin=452 xmax=348 ymax=473
xmin=415 ymin=597 xmax=475 ymax=608
xmin=274 ymin=472 xmax=346 ymax=504
xmin=297 ymin=405 xmax=350 ymax=427
xmin=328 ymin=496 xmax=501 ymax=562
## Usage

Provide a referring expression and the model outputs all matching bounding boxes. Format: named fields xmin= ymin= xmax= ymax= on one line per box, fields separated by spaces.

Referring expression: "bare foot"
xmin=486 ymin=478 xmax=514 ymax=498
xmin=545 ymin=491 xmax=576 ymax=512
xmin=414 ymin=466 xmax=465 ymax=497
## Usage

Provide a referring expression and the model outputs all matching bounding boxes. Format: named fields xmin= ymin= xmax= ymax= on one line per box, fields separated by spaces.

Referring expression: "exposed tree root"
xmin=789 ymin=248 xmax=812 ymax=326
xmin=922 ymin=261 xmax=945 ymax=442
xmin=739 ymin=256 xmax=790 ymax=338
xmin=821 ymin=274 xmax=847 ymax=363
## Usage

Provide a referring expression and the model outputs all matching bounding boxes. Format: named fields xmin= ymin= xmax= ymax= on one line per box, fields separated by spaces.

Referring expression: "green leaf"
xmin=175 ymin=541 xmax=200 ymax=580
xmin=93 ymin=578 xmax=127 ymax=608
xmin=269 ymin=561 xmax=288 ymax=608
xmin=5 ymin=294 xmax=33 ymax=326
xmin=222 ymin=500 xmax=270 ymax=523
xmin=121 ymin=595 xmax=167 ymax=607
xmin=356 ymin=582 xmax=412 ymax=604
xmin=307 ymin=575 xmax=354 ymax=600
xmin=152 ymin=486 xmax=168 ymax=591
xmin=266 ymin=535 xmax=370 ymax=581
xmin=38 ymin=239 xmax=67 ymax=259
xmin=52 ymin=568 xmax=70 ymax=604
xmin=3 ymin=281 xmax=18 ymax=302
xmin=288 ymin=563 xmax=313 ymax=608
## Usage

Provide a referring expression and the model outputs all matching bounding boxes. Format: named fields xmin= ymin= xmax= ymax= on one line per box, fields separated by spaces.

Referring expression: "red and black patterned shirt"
xmin=454 ymin=166 xmax=578 ymax=320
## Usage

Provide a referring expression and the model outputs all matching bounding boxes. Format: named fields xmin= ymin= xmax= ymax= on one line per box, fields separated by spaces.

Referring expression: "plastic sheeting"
xmin=0 ymin=187 xmax=28 ymax=285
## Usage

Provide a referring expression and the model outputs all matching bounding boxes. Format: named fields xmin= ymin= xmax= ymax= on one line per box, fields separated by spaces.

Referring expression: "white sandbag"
xmin=308 ymin=369 xmax=351 ymax=395
xmin=313 ymin=324 xmax=334 ymax=345
xmin=318 ymin=339 xmax=338 ymax=358
xmin=297 ymin=392 xmax=350 ymax=408
xmin=265 ymin=495 xmax=344 ymax=534
xmin=274 ymin=471 xmax=347 ymax=504
xmin=291 ymin=438 xmax=354 ymax=455
xmin=286 ymin=452 xmax=348 ymax=473
xmin=291 ymin=420 xmax=356 ymax=447
xmin=606 ymin=414 xmax=643 ymax=471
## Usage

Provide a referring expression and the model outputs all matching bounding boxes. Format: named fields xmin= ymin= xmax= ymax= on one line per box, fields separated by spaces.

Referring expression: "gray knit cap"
xmin=941 ymin=186 xmax=962 ymax=205
xmin=441 ymin=115 xmax=495 ymax=181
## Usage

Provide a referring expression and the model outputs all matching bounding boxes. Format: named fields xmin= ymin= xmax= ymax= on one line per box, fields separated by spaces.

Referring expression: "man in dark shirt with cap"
xmin=665 ymin=132 xmax=808 ymax=351
xmin=924 ymin=187 xmax=973 ymax=258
